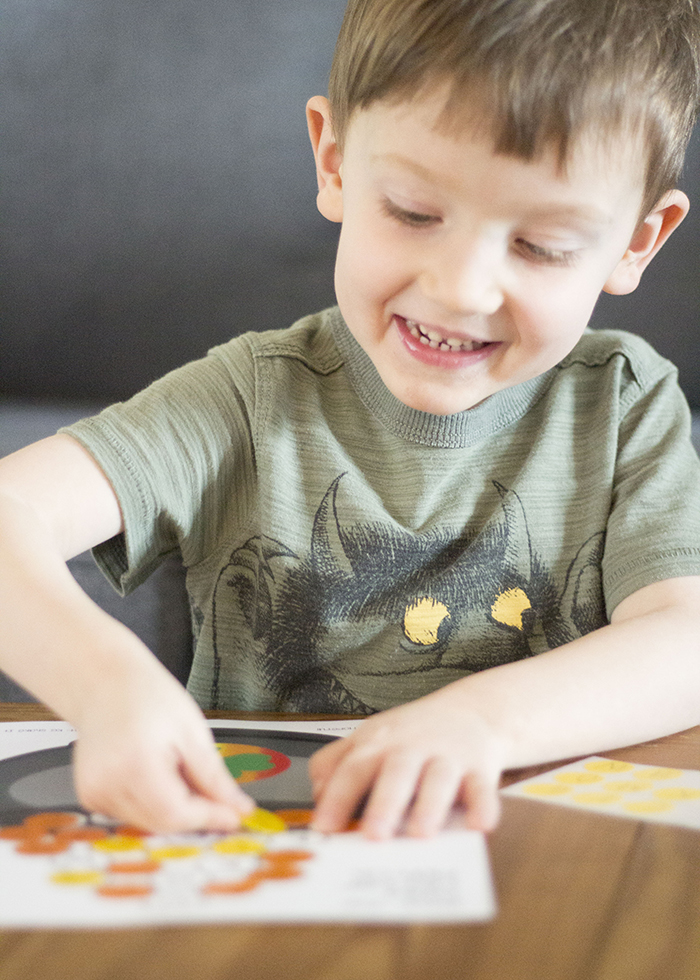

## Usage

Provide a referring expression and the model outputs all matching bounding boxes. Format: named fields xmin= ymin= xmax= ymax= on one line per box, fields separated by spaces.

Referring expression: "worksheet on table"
xmin=0 ymin=720 xmax=497 ymax=928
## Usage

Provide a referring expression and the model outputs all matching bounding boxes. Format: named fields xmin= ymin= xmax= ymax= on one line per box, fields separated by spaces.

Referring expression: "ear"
xmin=603 ymin=189 xmax=689 ymax=295
xmin=306 ymin=95 xmax=344 ymax=223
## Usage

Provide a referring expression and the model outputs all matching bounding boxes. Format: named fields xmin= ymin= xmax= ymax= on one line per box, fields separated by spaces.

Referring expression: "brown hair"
xmin=328 ymin=0 xmax=700 ymax=216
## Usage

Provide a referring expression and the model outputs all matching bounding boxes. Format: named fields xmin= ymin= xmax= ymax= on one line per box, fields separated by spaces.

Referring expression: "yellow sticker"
xmin=554 ymin=772 xmax=603 ymax=785
xmin=523 ymin=783 xmax=571 ymax=796
xmin=571 ymin=791 xmax=623 ymax=806
xmin=51 ymin=870 xmax=104 ymax=887
xmin=605 ymin=780 xmax=650 ymax=793
xmin=149 ymin=845 xmax=201 ymax=861
xmin=212 ymin=837 xmax=268 ymax=855
xmin=632 ymin=767 xmax=684 ymax=781
xmin=92 ymin=836 xmax=144 ymax=853
xmin=623 ymin=800 xmax=675 ymax=815
xmin=584 ymin=760 xmax=635 ymax=774
xmin=241 ymin=808 xmax=287 ymax=834
xmin=654 ymin=787 xmax=700 ymax=802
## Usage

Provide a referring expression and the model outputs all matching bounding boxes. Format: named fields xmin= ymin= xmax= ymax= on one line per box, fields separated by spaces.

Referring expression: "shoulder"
xmin=208 ymin=307 xmax=344 ymax=379
xmin=558 ymin=329 xmax=678 ymax=393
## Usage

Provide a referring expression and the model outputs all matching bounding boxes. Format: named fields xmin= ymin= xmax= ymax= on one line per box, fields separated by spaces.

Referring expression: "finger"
xmin=359 ymin=752 xmax=425 ymax=840
xmin=308 ymin=737 xmax=351 ymax=800
xmin=404 ymin=757 xmax=463 ymax=838
xmin=461 ymin=770 xmax=501 ymax=832
xmin=179 ymin=741 xmax=255 ymax=812
xmin=76 ymin=743 xmax=249 ymax=834
xmin=163 ymin=794 xmax=251 ymax=833
xmin=117 ymin=759 xmax=248 ymax=834
xmin=165 ymin=738 xmax=257 ymax=831
xmin=311 ymin=746 xmax=381 ymax=834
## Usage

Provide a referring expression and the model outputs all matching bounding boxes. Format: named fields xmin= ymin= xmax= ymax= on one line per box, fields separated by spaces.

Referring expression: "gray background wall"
xmin=2 ymin=0 xmax=698 ymax=406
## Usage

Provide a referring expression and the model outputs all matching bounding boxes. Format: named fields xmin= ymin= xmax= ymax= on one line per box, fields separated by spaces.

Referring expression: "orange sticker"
xmin=97 ymin=883 xmax=154 ymax=899
xmin=203 ymin=872 xmax=266 ymax=895
xmin=274 ymin=809 xmax=313 ymax=828
xmin=106 ymin=860 xmax=161 ymax=875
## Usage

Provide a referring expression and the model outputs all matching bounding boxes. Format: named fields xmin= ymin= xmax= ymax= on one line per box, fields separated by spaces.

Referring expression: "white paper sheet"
xmin=502 ymin=755 xmax=700 ymax=830
xmin=0 ymin=720 xmax=496 ymax=927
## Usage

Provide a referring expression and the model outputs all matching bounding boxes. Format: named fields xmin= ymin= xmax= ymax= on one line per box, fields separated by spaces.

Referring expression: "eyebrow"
xmin=372 ymin=152 xmax=460 ymax=191
xmin=523 ymin=204 xmax=614 ymax=229
xmin=373 ymin=152 xmax=615 ymax=232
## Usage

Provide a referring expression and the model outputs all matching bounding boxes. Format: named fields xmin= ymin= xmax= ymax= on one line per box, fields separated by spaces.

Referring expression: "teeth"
xmin=404 ymin=318 xmax=488 ymax=352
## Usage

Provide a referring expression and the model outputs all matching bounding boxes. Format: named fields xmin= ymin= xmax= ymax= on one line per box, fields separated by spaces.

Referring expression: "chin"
xmin=382 ymin=363 xmax=495 ymax=414
xmin=393 ymin=385 xmax=480 ymax=416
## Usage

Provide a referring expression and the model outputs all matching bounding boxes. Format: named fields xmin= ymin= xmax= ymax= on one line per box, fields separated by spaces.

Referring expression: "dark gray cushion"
xmin=2 ymin=0 xmax=697 ymax=404
xmin=2 ymin=0 xmax=344 ymax=404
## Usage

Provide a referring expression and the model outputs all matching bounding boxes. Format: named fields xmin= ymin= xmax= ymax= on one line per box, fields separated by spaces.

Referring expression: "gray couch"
xmin=2 ymin=0 xmax=699 ymax=701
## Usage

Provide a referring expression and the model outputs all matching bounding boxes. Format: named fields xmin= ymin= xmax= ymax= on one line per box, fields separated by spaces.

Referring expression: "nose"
xmin=418 ymin=232 xmax=504 ymax=316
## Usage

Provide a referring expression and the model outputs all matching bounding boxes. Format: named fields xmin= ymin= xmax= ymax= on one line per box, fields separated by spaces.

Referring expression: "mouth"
xmin=403 ymin=317 xmax=491 ymax=352
xmin=393 ymin=315 xmax=498 ymax=366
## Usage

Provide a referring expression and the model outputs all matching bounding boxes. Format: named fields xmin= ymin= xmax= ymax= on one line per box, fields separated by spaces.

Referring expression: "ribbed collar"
xmin=329 ymin=307 xmax=557 ymax=449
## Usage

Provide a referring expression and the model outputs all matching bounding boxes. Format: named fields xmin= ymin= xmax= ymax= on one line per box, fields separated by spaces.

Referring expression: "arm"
xmin=310 ymin=575 xmax=700 ymax=838
xmin=0 ymin=434 xmax=253 ymax=831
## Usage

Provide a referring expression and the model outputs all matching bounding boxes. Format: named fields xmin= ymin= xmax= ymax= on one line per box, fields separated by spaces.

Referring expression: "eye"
xmin=514 ymin=238 xmax=577 ymax=267
xmin=381 ymin=197 xmax=440 ymax=228
xmin=490 ymin=588 xmax=531 ymax=631
xmin=403 ymin=597 xmax=451 ymax=645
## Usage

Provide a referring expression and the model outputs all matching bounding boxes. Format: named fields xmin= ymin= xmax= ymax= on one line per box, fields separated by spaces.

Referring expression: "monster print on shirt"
xmin=206 ymin=476 xmax=606 ymax=712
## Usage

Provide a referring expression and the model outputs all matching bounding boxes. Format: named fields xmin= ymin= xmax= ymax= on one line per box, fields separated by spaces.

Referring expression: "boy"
xmin=1 ymin=0 xmax=700 ymax=840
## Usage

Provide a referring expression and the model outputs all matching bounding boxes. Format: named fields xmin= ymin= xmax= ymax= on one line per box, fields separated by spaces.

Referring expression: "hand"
xmin=309 ymin=684 xmax=511 ymax=839
xmin=71 ymin=660 xmax=255 ymax=833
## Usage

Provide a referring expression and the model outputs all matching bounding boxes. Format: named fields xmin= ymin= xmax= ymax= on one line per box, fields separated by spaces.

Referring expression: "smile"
xmin=403 ymin=318 xmax=490 ymax=352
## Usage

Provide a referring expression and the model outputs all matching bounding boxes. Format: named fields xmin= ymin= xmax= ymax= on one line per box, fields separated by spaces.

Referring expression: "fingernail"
xmin=362 ymin=818 xmax=391 ymax=841
xmin=310 ymin=814 xmax=333 ymax=834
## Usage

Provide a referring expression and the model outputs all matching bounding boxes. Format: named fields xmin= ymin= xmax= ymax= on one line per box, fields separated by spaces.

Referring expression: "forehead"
xmin=344 ymin=86 xmax=646 ymax=219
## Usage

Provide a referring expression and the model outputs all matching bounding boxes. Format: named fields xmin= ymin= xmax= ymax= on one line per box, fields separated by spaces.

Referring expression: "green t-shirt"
xmin=63 ymin=307 xmax=700 ymax=713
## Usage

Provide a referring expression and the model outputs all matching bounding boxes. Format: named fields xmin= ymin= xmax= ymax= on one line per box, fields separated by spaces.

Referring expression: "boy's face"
xmin=308 ymin=87 xmax=687 ymax=415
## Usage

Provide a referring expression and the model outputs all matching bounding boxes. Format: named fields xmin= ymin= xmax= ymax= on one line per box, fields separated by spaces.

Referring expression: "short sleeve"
xmin=602 ymin=363 xmax=700 ymax=614
xmin=60 ymin=340 xmax=259 ymax=595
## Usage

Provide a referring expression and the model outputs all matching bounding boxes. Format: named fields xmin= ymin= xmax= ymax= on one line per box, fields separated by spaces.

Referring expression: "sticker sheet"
xmin=0 ymin=720 xmax=496 ymax=928
xmin=502 ymin=755 xmax=700 ymax=829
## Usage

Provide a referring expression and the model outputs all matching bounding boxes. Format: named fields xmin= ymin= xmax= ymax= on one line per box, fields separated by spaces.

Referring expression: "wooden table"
xmin=0 ymin=703 xmax=698 ymax=980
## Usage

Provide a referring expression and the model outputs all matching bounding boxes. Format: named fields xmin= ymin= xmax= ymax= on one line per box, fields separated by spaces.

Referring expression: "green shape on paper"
xmin=224 ymin=753 xmax=275 ymax=779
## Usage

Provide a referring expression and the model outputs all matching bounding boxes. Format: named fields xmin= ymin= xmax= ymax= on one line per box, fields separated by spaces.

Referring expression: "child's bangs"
xmin=329 ymin=0 xmax=700 ymax=215
xmin=437 ymin=67 xmax=675 ymax=215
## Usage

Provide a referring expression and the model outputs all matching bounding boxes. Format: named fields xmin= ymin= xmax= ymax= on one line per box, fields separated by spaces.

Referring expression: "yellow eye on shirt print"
xmin=490 ymin=588 xmax=531 ymax=631
xmin=403 ymin=597 xmax=452 ymax=645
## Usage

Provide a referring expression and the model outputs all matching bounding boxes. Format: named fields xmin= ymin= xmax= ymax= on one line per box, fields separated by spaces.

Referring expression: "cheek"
xmin=336 ymin=219 xmax=408 ymax=299
xmin=517 ymin=275 xmax=599 ymax=348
